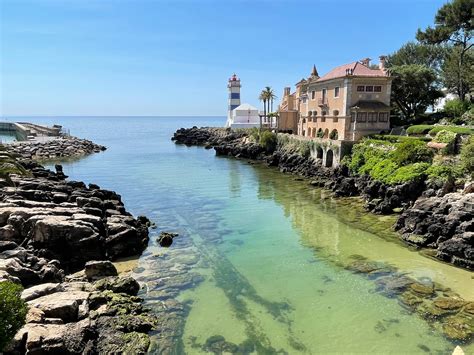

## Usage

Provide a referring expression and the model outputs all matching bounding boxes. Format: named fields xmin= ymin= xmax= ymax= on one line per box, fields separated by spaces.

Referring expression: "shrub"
xmin=460 ymin=107 xmax=474 ymax=125
xmin=370 ymin=134 xmax=432 ymax=143
xmin=406 ymin=125 xmax=434 ymax=135
xmin=329 ymin=129 xmax=338 ymax=140
xmin=460 ymin=137 xmax=474 ymax=178
xmin=249 ymin=127 xmax=260 ymax=143
xmin=0 ymin=281 xmax=28 ymax=350
xmin=428 ymin=126 xmax=474 ymax=136
xmin=259 ymin=131 xmax=277 ymax=153
xmin=434 ymin=130 xmax=458 ymax=155
xmin=390 ymin=140 xmax=434 ymax=166
xmin=387 ymin=163 xmax=430 ymax=184
xmin=443 ymin=99 xmax=470 ymax=119
xmin=427 ymin=162 xmax=460 ymax=183
xmin=369 ymin=159 xmax=398 ymax=182
xmin=316 ymin=128 xmax=324 ymax=138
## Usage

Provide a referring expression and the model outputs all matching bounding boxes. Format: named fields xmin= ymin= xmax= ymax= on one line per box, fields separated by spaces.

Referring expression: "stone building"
xmin=278 ymin=57 xmax=392 ymax=167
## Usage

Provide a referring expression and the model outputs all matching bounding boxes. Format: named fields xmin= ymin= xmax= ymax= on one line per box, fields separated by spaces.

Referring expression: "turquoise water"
xmin=8 ymin=116 xmax=473 ymax=354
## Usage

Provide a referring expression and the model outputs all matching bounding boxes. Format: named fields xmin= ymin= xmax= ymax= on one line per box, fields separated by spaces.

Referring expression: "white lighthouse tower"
xmin=225 ymin=74 xmax=241 ymax=127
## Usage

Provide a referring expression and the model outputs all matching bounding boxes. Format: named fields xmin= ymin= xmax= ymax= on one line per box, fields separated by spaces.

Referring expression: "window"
xmin=365 ymin=85 xmax=374 ymax=92
xmin=351 ymin=112 xmax=356 ymax=122
xmin=333 ymin=110 xmax=339 ymax=116
xmin=313 ymin=110 xmax=318 ymax=116
xmin=357 ymin=112 xmax=367 ymax=122
xmin=311 ymin=91 xmax=316 ymax=100
xmin=357 ymin=86 xmax=365 ymax=92
xmin=368 ymin=112 xmax=378 ymax=122
xmin=322 ymin=88 xmax=327 ymax=99
xmin=379 ymin=112 xmax=389 ymax=122
xmin=334 ymin=87 xmax=340 ymax=98
xmin=374 ymin=86 xmax=382 ymax=92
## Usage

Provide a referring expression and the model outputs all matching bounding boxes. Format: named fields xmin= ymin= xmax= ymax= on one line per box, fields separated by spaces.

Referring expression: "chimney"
xmin=360 ymin=58 xmax=371 ymax=67
xmin=379 ymin=55 xmax=387 ymax=71
xmin=284 ymin=87 xmax=291 ymax=96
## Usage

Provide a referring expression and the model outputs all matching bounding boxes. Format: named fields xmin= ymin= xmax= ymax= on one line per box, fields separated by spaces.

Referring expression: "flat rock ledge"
xmin=0 ymin=161 xmax=156 ymax=354
xmin=6 ymin=136 xmax=106 ymax=161
xmin=172 ymin=127 xmax=474 ymax=270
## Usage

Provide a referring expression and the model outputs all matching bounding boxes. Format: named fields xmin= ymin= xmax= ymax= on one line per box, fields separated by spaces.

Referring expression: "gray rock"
xmin=85 ymin=260 xmax=118 ymax=280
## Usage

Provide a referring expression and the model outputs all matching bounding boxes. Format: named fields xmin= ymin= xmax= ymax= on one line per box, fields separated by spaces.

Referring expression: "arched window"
xmin=317 ymin=128 xmax=324 ymax=138
xmin=333 ymin=110 xmax=339 ymax=116
xmin=329 ymin=129 xmax=339 ymax=140
xmin=312 ymin=128 xmax=317 ymax=137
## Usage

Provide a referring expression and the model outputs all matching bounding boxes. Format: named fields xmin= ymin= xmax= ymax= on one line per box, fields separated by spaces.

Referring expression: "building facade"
xmin=278 ymin=57 xmax=392 ymax=167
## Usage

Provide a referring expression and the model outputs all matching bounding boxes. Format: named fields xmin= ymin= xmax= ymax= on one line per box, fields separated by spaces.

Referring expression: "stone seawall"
xmin=172 ymin=127 xmax=473 ymax=270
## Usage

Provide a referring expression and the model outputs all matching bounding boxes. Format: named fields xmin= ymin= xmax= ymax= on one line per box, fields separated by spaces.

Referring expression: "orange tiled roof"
xmin=317 ymin=62 xmax=386 ymax=82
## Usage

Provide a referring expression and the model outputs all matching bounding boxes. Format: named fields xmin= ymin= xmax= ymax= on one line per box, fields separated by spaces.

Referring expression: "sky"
xmin=0 ymin=0 xmax=447 ymax=116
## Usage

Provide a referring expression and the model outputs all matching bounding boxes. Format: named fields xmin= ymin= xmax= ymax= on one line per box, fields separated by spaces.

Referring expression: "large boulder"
xmin=27 ymin=290 xmax=90 ymax=322
xmin=84 ymin=261 xmax=118 ymax=280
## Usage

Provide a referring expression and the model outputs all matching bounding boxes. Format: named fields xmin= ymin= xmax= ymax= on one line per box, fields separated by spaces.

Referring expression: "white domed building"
xmin=225 ymin=74 xmax=261 ymax=128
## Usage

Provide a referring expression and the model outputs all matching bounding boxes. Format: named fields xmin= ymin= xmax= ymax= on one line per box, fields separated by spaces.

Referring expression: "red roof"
xmin=317 ymin=62 xmax=387 ymax=82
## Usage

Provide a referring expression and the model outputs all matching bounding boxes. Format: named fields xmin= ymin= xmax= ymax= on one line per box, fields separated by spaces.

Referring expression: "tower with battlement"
xmin=226 ymin=74 xmax=241 ymax=127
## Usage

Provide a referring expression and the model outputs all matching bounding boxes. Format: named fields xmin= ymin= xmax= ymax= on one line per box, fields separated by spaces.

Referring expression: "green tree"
xmin=390 ymin=64 xmax=444 ymax=120
xmin=386 ymin=41 xmax=446 ymax=72
xmin=441 ymin=46 xmax=474 ymax=100
xmin=0 ymin=281 xmax=28 ymax=351
xmin=416 ymin=0 xmax=473 ymax=100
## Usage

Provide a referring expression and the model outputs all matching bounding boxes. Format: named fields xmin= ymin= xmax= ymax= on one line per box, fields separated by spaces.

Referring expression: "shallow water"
xmin=9 ymin=116 xmax=473 ymax=354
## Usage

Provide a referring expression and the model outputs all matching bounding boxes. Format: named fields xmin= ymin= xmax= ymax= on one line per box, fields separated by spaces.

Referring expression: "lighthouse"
xmin=225 ymin=74 xmax=241 ymax=127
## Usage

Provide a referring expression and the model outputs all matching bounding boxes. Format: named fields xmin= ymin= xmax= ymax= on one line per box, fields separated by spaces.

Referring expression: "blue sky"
xmin=1 ymin=0 xmax=446 ymax=116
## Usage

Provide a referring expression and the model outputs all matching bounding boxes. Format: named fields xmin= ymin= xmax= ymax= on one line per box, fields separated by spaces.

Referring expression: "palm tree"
xmin=263 ymin=87 xmax=277 ymax=127
xmin=258 ymin=91 xmax=267 ymax=129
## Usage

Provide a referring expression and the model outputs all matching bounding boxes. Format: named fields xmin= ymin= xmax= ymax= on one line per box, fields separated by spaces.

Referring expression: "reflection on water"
xmin=12 ymin=116 xmax=471 ymax=354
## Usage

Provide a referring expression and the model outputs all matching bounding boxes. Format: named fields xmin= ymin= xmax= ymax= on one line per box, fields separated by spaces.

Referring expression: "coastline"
xmin=172 ymin=126 xmax=473 ymax=271
xmin=0 ymin=139 xmax=157 ymax=353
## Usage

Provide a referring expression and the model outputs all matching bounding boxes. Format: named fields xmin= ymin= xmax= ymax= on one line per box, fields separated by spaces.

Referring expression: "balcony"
xmin=318 ymin=97 xmax=328 ymax=107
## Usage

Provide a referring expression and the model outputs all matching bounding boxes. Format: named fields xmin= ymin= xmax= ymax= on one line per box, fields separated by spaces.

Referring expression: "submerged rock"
xmin=158 ymin=232 xmax=178 ymax=247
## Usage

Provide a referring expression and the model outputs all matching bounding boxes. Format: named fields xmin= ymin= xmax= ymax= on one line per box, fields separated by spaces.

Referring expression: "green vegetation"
xmin=460 ymin=137 xmax=474 ymax=178
xmin=369 ymin=134 xmax=432 ymax=143
xmin=443 ymin=99 xmax=470 ymax=119
xmin=388 ymin=64 xmax=443 ymax=121
xmin=386 ymin=0 xmax=472 ymax=124
xmin=344 ymin=139 xmax=433 ymax=185
xmin=434 ymin=130 xmax=458 ymax=154
xmin=0 ymin=281 xmax=28 ymax=351
xmin=344 ymin=133 xmax=473 ymax=185
xmin=406 ymin=125 xmax=474 ymax=136
xmin=427 ymin=126 xmax=473 ymax=136
xmin=417 ymin=0 xmax=472 ymax=101
xmin=259 ymin=131 xmax=277 ymax=153
xmin=276 ymin=134 xmax=313 ymax=158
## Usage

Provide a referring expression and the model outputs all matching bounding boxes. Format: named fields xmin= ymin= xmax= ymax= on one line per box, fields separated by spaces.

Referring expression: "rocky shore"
xmin=0 ymin=153 xmax=157 ymax=353
xmin=7 ymin=136 xmax=106 ymax=161
xmin=172 ymin=127 xmax=473 ymax=270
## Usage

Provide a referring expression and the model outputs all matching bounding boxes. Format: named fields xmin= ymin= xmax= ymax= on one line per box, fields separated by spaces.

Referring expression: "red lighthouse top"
xmin=229 ymin=73 xmax=239 ymax=81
